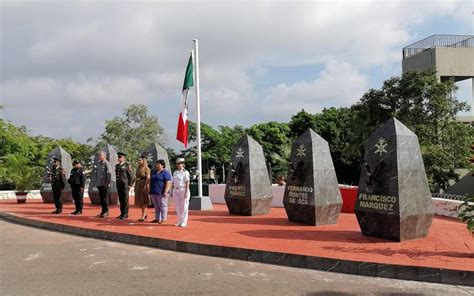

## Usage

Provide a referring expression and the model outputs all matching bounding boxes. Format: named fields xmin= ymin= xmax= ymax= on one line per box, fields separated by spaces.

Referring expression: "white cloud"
xmin=261 ymin=61 xmax=369 ymax=119
xmin=64 ymin=76 xmax=148 ymax=105
xmin=0 ymin=0 xmax=471 ymax=148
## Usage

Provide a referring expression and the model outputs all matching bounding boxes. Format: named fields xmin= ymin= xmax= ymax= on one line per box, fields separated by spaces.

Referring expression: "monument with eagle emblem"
xmin=354 ymin=118 xmax=434 ymax=241
xmin=283 ymin=128 xmax=342 ymax=225
xmin=224 ymin=135 xmax=273 ymax=216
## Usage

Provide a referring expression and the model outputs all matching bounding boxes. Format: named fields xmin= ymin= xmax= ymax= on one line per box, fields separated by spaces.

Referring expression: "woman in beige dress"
xmin=135 ymin=155 xmax=151 ymax=221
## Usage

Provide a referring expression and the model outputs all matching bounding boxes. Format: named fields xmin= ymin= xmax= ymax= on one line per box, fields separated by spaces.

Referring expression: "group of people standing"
xmin=48 ymin=158 xmax=85 ymax=215
xmin=48 ymin=152 xmax=191 ymax=228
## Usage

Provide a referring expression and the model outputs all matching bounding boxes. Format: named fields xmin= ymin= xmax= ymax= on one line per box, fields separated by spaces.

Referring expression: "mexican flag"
xmin=176 ymin=55 xmax=194 ymax=147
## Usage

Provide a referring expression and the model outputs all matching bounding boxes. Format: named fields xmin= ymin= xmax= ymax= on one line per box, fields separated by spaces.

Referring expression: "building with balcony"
xmin=402 ymin=34 xmax=474 ymax=83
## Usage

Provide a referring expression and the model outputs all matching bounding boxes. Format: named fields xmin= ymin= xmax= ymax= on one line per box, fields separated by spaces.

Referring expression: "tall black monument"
xmin=355 ymin=118 xmax=434 ymax=241
xmin=224 ymin=135 xmax=273 ymax=216
xmin=283 ymin=129 xmax=342 ymax=225
xmin=141 ymin=143 xmax=171 ymax=170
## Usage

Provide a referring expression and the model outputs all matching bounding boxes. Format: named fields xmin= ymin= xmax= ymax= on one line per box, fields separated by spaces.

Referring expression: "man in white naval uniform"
xmin=172 ymin=158 xmax=191 ymax=227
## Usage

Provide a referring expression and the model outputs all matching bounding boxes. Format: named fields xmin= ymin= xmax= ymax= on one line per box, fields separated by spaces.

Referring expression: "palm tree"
xmin=0 ymin=154 xmax=39 ymax=194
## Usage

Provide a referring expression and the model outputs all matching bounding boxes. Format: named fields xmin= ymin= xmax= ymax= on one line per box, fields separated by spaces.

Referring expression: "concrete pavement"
xmin=1 ymin=219 xmax=472 ymax=296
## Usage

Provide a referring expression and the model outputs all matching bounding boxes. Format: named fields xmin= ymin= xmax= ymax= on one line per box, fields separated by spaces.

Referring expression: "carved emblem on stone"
xmin=146 ymin=153 xmax=154 ymax=162
xmin=236 ymin=147 xmax=244 ymax=159
xmin=296 ymin=144 xmax=306 ymax=157
xmin=374 ymin=137 xmax=388 ymax=156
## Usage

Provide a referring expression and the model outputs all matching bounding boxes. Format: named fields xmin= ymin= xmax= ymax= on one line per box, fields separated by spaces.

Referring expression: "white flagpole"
xmin=193 ymin=39 xmax=203 ymax=197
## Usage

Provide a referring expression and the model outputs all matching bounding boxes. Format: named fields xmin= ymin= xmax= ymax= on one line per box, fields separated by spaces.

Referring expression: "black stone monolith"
xmin=141 ymin=143 xmax=171 ymax=170
xmin=224 ymin=135 xmax=273 ymax=215
xmin=355 ymin=118 xmax=434 ymax=241
xmin=283 ymin=129 xmax=342 ymax=225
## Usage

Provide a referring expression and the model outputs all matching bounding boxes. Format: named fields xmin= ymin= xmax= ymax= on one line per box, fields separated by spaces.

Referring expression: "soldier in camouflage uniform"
xmin=50 ymin=157 xmax=66 ymax=214
xmin=116 ymin=152 xmax=134 ymax=219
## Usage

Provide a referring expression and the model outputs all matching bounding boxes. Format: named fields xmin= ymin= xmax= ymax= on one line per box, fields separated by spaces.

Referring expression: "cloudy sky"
xmin=1 ymin=0 xmax=473 ymax=150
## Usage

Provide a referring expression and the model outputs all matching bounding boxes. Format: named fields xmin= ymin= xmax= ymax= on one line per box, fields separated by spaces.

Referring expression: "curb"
xmin=1 ymin=211 xmax=472 ymax=286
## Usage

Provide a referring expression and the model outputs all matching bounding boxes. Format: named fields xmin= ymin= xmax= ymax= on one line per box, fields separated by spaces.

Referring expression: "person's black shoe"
xmin=116 ymin=215 xmax=123 ymax=219
xmin=119 ymin=215 xmax=128 ymax=220
xmin=100 ymin=212 xmax=109 ymax=218
xmin=52 ymin=209 xmax=62 ymax=214
xmin=71 ymin=211 xmax=78 ymax=215
xmin=76 ymin=211 xmax=82 ymax=215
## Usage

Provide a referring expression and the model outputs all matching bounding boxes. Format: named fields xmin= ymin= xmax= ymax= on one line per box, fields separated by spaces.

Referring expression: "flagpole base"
xmin=189 ymin=196 xmax=213 ymax=211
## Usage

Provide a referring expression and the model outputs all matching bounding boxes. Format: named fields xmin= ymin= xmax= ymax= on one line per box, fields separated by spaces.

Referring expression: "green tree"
xmin=98 ymin=104 xmax=164 ymax=161
xmin=246 ymin=121 xmax=291 ymax=180
xmin=288 ymin=109 xmax=317 ymax=138
xmin=0 ymin=120 xmax=41 ymax=189
xmin=0 ymin=106 xmax=97 ymax=187
xmin=0 ymin=120 xmax=36 ymax=160
xmin=288 ymin=108 xmax=360 ymax=184
xmin=184 ymin=121 xmax=245 ymax=182
xmin=350 ymin=70 xmax=472 ymax=191
xmin=314 ymin=108 xmax=360 ymax=184
xmin=458 ymin=194 xmax=474 ymax=234
xmin=0 ymin=154 xmax=41 ymax=192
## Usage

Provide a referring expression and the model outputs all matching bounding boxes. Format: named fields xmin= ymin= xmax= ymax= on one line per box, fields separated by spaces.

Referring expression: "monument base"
xmin=88 ymin=192 xmax=119 ymax=205
xmin=40 ymin=192 xmax=73 ymax=204
xmin=285 ymin=203 xmax=343 ymax=226
xmin=356 ymin=211 xmax=433 ymax=242
xmin=225 ymin=196 xmax=273 ymax=216
xmin=189 ymin=196 xmax=213 ymax=210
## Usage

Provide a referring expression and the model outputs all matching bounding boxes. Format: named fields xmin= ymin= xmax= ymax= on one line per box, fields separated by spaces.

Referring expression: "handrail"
xmin=402 ymin=35 xmax=474 ymax=59
xmin=449 ymin=36 xmax=473 ymax=48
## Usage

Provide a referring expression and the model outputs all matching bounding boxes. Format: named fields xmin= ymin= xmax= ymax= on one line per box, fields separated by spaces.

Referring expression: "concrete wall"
xmin=434 ymin=47 xmax=474 ymax=79
xmin=0 ymin=190 xmax=43 ymax=200
xmin=209 ymin=184 xmax=286 ymax=207
xmin=431 ymin=198 xmax=464 ymax=218
xmin=402 ymin=47 xmax=474 ymax=81
xmin=207 ymin=185 xmax=467 ymax=218
xmin=402 ymin=49 xmax=434 ymax=73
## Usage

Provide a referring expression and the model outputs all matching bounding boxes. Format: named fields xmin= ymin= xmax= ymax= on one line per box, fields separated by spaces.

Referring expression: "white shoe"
xmin=179 ymin=223 xmax=187 ymax=227
xmin=175 ymin=223 xmax=181 ymax=226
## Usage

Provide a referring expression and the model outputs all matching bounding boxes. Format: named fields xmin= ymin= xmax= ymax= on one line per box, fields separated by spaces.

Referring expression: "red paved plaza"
xmin=0 ymin=199 xmax=472 ymax=272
